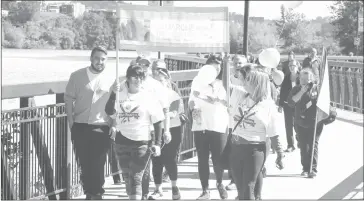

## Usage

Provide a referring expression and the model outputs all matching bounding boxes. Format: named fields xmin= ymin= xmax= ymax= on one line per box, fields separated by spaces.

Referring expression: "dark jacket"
xmin=279 ymin=72 xmax=300 ymax=107
xmin=287 ymin=84 xmax=318 ymax=128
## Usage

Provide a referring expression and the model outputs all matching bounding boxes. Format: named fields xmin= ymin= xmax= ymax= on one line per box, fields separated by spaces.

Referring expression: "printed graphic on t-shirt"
xmin=233 ymin=103 xmax=256 ymax=129
xmin=117 ymin=100 xmax=141 ymax=123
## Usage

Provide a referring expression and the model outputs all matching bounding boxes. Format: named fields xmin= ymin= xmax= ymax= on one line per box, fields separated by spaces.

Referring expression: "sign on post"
xmin=354 ymin=37 xmax=360 ymax=46
xmin=117 ymin=4 xmax=229 ymax=52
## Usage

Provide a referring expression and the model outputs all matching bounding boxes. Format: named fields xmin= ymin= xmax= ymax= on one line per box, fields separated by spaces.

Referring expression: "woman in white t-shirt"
xmin=188 ymin=55 xmax=229 ymax=200
xmin=105 ymin=65 xmax=165 ymax=200
xmin=229 ymin=65 xmax=284 ymax=200
xmin=148 ymin=60 xmax=187 ymax=200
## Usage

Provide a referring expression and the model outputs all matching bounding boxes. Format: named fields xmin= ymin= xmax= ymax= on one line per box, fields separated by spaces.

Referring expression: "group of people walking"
xmin=65 ymin=46 xmax=335 ymax=200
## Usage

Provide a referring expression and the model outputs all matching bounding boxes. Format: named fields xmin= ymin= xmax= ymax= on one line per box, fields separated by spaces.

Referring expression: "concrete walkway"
xmin=75 ymin=109 xmax=363 ymax=200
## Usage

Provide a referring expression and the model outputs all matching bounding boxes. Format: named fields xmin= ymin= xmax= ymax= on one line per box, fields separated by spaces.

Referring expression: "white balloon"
xmin=259 ymin=48 xmax=281 ymax=69
xmin=194 ymin=65 xmax=218 ymax=86
xmin=272 ymin=69 xmax=285 ymax=86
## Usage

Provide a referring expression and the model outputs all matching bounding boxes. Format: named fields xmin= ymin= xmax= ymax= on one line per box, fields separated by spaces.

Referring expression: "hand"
xmin=189 ymin=101 xmax=196 ymax=111
xmin=300 ymin=85 xmax=309 ymax=93
xmin=68 ymin=119 xmax=74 ymax=130
xmin=109 ymin=127 xmax=117 ymax=141
xmin=275 ymin=153 xmax=285 ymax=170
xmin=112 ymin=81 xmax=121 ymax=92
xmin=278 ymin=106 xmax=283 ymax=113
xmin=227 ymin=106 xmax=233 ymax=114
xmin=193 ymin=91 xmax=200 ymax=97
xmin=168 ymin=111 xmax=177 ymax=118
xmin=163 ymin=131 xmax=172 ymax=144
xmin=206 ymin=95 xmax=216 ymax=104
xmin=151 ymin=145 xmax=161 ymax=157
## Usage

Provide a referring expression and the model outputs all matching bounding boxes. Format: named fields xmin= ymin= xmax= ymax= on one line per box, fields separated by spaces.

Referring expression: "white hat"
xmin=258 ymin=48 xmax=281 ymax=69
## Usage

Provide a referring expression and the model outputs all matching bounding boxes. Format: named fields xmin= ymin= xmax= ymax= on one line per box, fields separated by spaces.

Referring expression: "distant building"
xmin=47 ymin=4 xmax=60 ymax=13
xmin=89 ymin=9 xmax=116 ymax=18
xmin=60 ymin=3 xmax=86 ymax=18
xmin=249 ymin=17 xmax=265 ymax=23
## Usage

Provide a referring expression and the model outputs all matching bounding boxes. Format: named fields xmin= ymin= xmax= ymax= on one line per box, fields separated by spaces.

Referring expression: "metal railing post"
xmin=19 ymin=97 xmax=31 ymax=200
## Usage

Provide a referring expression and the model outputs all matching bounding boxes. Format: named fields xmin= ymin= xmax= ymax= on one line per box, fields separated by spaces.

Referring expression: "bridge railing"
xmin=1 ymin=54 xmax=362 ymax=200
xmin=165 ymin=55 xmax=364 ymax=113
xmin=1 ymin=67 xmax=200 ymax=200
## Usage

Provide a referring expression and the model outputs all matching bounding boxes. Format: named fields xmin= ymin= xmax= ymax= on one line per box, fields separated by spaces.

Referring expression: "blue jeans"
xmin=114 ymin=143 xmax=150 ymax=196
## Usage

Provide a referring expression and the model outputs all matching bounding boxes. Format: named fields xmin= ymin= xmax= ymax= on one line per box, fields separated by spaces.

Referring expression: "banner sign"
xmin=117 ymin=4 xmax=229 ymax=52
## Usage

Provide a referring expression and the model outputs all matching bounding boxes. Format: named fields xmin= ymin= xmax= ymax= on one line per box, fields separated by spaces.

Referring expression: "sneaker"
xmin=308 ymin=172 xmax=317 ymax=178
xmin=148 ymin=190 xmax=163 ymax=200
xmin=217 ymin=183 xmax=228 ymax=199
xmin=285 ymin=147 xmax=296 ymax=153
xmin=162 ymin=171 xmax=171 ymax=183
xmin=172 ymin=186 xmax=181 ymax=200
xmin=301 ymin=171 xmax=308 ymax=177
xmin=225 ymin=181 xmax=236 ymax=190
xmin=90 ymin=194 xmax=103 ymax=200
xmin=142 ymin=195 xmax=148 ymax=200
xmin=196 ymin=191 xmax=210 ymax=200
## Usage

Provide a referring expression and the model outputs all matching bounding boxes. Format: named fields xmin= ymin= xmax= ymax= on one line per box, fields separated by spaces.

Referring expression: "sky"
xmin=124 ymin=1 xmax=334 ymax=20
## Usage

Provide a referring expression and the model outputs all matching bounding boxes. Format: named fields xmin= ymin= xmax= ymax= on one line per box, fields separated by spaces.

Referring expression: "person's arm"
xmin=153 ymin=121 xmax=163 ymax=146
xmin=64 ymin=73 xmax=76 ymax=129
xmin=105 ymin=91 xmax=117 ymax=117
xmin=286 ymin=85 xmax=301 ymax=108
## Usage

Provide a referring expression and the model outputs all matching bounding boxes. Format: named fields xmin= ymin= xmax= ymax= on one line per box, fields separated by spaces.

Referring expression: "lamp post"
xmin=242 ymin=0 xmax=250 ymax=56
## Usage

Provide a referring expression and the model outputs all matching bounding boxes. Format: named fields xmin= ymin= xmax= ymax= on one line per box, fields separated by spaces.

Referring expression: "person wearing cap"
xmin=105 ymin=65 xmax=165 ymax=200
xmin=189 ymin=55 xmax=229 ymax=200
xmin=147 ymin=60 xmax=187 ymax=200
xmin=65 ymin=46 xmax=115 ymax=199
xmin=279 ymin=53 xmax=301 ymax=153
xmin=112 ymin=56 xmax=172 ymax=199
xmin=228 ymin=64 xmax=284 ymax=200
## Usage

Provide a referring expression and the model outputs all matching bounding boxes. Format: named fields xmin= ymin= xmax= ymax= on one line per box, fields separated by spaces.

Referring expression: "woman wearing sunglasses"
xmin=105 ymin=65 xmax=165 ymax=200
xmin=147 ymin=60 xmax=188 ymax=200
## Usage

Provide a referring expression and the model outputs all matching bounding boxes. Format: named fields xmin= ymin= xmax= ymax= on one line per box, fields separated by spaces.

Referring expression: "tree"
xmin=8 ymin=1 xmax=41 ymax=25
xmin=275 ymin=4 xmax=308 ymax=49
xmin=330 ymin=1 xmax=363 ymax=55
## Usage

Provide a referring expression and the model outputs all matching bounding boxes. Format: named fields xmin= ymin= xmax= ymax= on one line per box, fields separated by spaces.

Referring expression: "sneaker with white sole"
xmin=148 ymin=190 xmax=163 ymax=200
xmin=172 ymin=186 xmax=181 ymax=200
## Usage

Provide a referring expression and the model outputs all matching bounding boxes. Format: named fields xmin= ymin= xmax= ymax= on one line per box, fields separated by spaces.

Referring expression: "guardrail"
xmin=1 ymin=68 xmax=200 ymax=200
xmin=1 ymin=54 xmax=362 ymax=200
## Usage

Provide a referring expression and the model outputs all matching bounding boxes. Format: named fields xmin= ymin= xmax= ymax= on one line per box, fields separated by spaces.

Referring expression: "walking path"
xmin=74 ymin=109 xmax=363 ymax=200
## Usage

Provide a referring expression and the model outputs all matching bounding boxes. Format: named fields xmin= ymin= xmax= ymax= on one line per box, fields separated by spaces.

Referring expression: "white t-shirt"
xmin=114 ymin=90 xmax=165 ymax=141
xmin=189 ymin=79 xmax=229 ymax=133
xmin=230 ymin=90 xmax=279 ymax=142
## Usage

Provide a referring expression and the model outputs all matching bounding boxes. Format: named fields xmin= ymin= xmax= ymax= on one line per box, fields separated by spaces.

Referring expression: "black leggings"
xmin=194 ymin=130 xmax=227 ymax=190
xmin=152 ymin=126 xmax=183 ymax=184
xmin=254 ymin=138 xmax=271 ymax=199
xmin=230 ymin=142 xmax=266 ymax=200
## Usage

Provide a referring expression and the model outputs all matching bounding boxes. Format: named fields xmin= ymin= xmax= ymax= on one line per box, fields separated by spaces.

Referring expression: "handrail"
xmin=1 ymin=70 xmax=201 ymax=100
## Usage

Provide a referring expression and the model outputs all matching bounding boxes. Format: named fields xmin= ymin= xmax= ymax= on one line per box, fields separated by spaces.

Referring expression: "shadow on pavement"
xmin=319 ymin=166 xmax=363 ymax=200
xmin=265 ymin=174 xmax=303 ymax=178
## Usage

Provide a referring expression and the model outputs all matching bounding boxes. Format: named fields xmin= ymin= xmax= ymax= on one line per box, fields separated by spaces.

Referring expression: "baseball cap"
xmin=152 ymin=59 xmax=167 ymax=70
xmin=137 ymin=56 xmax=151 ymax=67
xmin=206 ymin=55 xmax=222 ymax=65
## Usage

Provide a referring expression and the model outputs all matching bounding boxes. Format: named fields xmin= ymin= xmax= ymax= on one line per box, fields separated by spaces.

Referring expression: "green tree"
xmin=8 ymin=1 xmax=41 ymax=25
xmin=330 ymin=1 xmax=363 ymax=55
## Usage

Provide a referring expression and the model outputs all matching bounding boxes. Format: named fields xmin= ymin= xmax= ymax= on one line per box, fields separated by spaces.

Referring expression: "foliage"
xmin=1 ymin=1 xmax=356 ymax=55
xmin=330 ymin=1 xmax=363 ymax=55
